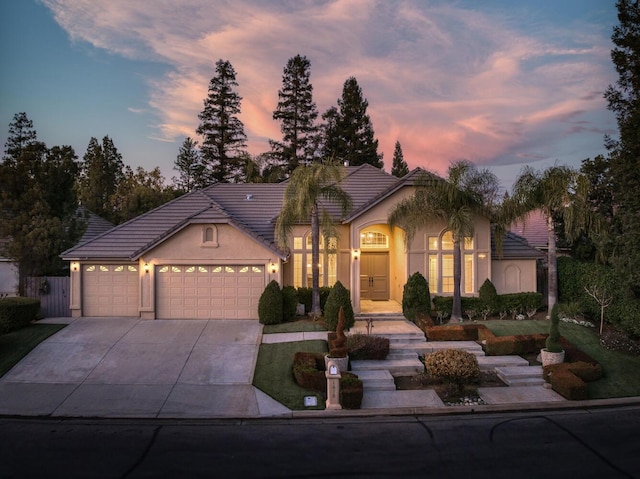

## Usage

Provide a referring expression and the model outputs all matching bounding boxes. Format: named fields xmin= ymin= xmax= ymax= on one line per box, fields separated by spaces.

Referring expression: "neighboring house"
xmin=61 ymin=165 xmax=543 ymax=319
xmin=0 ymin=238 xmax=18 ymax=297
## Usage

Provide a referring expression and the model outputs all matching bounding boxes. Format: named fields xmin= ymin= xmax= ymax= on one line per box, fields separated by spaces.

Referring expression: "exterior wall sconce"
xmin=478 ymin=253 xmax=487 ymax=259
xmin=269 ymin=262 xmax=278 ymax=274
xmin=352 ymin=249 xmax=360 ymax=261
xmin=143 ymin=263 xmax=150 ymax=274
xmin=71 ymin=262 xmax=79 ymax=272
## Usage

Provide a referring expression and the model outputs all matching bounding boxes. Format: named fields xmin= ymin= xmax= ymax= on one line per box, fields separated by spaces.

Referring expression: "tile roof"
xmin=491 ymin=229 xmax=545 ymax=260
xmin=510 ymin=210 xmax=548 ymax=248
xmin=76 ymin=207 xmax=114 ymax=244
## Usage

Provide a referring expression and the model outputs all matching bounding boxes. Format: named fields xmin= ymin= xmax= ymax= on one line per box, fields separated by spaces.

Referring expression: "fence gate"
xmin=24 ymin=276 xmax=71 ymax=318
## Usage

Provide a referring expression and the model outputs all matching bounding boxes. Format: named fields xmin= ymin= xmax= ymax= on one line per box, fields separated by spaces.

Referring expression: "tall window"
xmin=427 ymin=230 xmax=474 ymax=294
xmin=292 ymin=233 xmax=337 ymax=288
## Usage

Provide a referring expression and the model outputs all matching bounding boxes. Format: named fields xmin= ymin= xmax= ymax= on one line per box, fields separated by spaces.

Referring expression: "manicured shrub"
xmin=282 ymin=286 xmax=298 ymax=322
xmin=0 ymin=297 xmax=40 ymax=334
xmin=548 ymin=368 xmax=588 ymax=400
xmin=296 ymin=286 xmax=332 ymax=315
xmin=479 ymin=279 xmax=498 ymax=313
xmin=258 ymin=280 xmax=283 ymax=325
xmin=425 ymin=324 xmax=482 ymax=341
xmin=402 ymin=272 xmax=431 ymax=322
xmin=346 ymin=333 xmax=390 ymax=360
xmin=323 ymin=281 xmax=354 ymax=332
xmin=340 ymin=373 xmax=363 ymax=409
xmin=292 ymin=352 xmax=326 ymax=392
xmin=424 ymin=349 xmax=480 ymax=392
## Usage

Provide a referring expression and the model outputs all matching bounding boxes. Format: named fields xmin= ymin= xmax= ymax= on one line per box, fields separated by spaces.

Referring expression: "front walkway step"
xmin=351 ymin=358 xmax=424 ymax=377
xmin=353 ymin=369 xmax=397 ymax=391
xmin=496 ymin=366 xmax=545 ymax=386
xmin=476 ymin=355 xmax=530 ymax=371
xmin=399 ymin=341 xmax=485 ymax=357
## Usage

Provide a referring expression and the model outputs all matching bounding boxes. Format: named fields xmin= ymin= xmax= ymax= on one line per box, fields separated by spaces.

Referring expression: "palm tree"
xmin=503 ymin=165 xmax=591 ymax=313
xmin=275 ymin=161 xmax=352 ymax=316
xmin=388 ymin=160 xmax=500 ymax=321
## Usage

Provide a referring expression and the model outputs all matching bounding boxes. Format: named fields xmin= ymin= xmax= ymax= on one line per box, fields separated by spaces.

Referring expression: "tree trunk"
xmin=451 ymin=239 xmax=462 ymax=322
xmin=311 ymin=203 xmax=321 ymax=316
xmin=547 ymin=213 xmax=557 ymax=316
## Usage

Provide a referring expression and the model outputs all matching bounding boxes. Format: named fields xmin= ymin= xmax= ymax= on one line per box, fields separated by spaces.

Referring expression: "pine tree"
xmin=0 ymin=114 xmax=83 ymax=284
xmin=270 ymin=54 xmax=319 ymax=174
xmin=77 ymin=136 xmax=125 ymax=223
xmin=173 ymin=136 xmax=205 ymax=192
xmin=197 ymin=59 xmax=247 ymax=184
xmin=391 ymin=141 xmax=409 ymax=177
xmin=605 ymin=0 xmax=640 ymax=293
xmin=322 ymin=77 xmax=383 ymax=168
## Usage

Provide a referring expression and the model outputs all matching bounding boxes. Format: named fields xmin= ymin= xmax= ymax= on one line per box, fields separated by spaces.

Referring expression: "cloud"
xmin=42 ymin=0 xmax=617 ymax=176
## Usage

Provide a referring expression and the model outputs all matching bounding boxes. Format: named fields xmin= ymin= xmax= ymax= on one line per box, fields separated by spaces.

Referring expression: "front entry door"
xmin=360 ymin=252 xmax=389 ymax=300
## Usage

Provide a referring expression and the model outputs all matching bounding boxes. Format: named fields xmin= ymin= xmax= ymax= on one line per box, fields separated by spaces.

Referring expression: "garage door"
xmin=156 ymin=265 xmax=265 ymax=319
xmin=83 ymin=264 xmax=139 ymax=316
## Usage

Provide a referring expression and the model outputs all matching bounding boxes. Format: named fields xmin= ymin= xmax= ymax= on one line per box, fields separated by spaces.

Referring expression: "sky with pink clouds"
xmin=1 ymin=0 xmax=619 ymax=191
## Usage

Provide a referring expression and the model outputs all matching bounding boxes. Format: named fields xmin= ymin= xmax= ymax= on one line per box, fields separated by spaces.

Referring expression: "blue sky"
xmin=1 ymin=0 xmax=618 ymax=190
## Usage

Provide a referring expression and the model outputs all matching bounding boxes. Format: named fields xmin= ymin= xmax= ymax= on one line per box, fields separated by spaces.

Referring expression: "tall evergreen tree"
xmin=391 ymin=140 xmax=409 ymax=177
xmin=605 ymin=0 xmax=640 ymax=294
xmin=270 ymin=54 xmax=320 ymax=174
xmin=321 ymin=77 xmax=383 ymax=168
xmin=197 ymin=59 xmax=247 ymax=184
xmin=173 ymin=136 xmax=205 ymax=192
xmin=110 ymin=166 xmax=176 ymax=223
xmin=77 ymin=136 xmax=125 ymax=223
xmin=0 ymin=114 xmax=83 ymax=284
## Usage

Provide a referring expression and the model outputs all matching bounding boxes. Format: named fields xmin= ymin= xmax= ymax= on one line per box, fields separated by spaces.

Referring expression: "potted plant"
xmin=325 ymin=306 xmax=349 ymax=373
xmin=540 ymin=304 xmax=565 ymax=366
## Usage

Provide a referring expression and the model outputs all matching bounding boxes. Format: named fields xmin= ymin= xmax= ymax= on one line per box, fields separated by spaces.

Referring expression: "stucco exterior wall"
xmin=491 ymin=259 xmax=538 ymax=294
xmin=0 ymin=260 xmax=18 ymax=296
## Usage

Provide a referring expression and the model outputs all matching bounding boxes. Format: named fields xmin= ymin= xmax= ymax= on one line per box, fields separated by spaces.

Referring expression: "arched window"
xmin=202 ymin=225 xmax=219 ymax=247
xmin=360 ymin=231 xmax=388 ymax=249
xmin=427 ymin=230 xmax=475 ymax=294
xmin=292 ymin=232 xmax=337 ymax=288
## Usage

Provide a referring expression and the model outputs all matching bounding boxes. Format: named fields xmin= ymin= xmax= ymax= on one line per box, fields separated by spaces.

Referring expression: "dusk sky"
xmin=1 ymin=0 xmax=618 ymax=191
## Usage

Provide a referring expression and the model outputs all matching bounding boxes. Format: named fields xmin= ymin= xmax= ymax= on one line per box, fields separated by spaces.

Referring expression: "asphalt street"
xmin=1 ymin=405 xmax=638 ymax=479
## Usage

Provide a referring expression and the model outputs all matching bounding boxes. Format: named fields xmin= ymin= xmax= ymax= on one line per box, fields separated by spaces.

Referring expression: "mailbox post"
xmin=325 ymin=360 xmax=342 ymax=410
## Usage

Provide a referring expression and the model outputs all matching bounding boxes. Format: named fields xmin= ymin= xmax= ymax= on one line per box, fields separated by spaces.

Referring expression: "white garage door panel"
xmin=156 ymin=265 xmax=264 ymax=319
xmin=83 ymin=265 xmax=139 ymax=317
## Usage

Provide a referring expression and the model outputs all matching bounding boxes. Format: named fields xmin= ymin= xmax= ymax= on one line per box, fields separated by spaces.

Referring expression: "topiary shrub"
xmin=479 ymin=279 xmax=498 ymax=314
xmin=282 ymin=285 xmax=298 ymax=322
xmin=402 ymin=272 xmax=431 ymax=322
xmin=340 ymin=372 xmax=363 ymax=409
xmin=0 ymin=297 xmax=41 ymax=334
xmin=346 ymin=333 xmax=390 ymax=360
xmin=323 ymin=281 xmax=354 ymax=332
xmin=258 ymin=280 xmax=283 ymax=325
xmin=424 ymin=349 xmax=480 ymax=393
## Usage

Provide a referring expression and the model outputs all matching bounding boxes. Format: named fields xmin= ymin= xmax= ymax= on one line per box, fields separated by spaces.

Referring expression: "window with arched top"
xmin=360 ymin=231 xmax=388 ymax=249
xmin=291 ymin=232 xmax=337 ymax=288
xmin=202 ymin=225 xmax=219 ymax=247
xmin=427 ymin=230 xmax=475 ymax=294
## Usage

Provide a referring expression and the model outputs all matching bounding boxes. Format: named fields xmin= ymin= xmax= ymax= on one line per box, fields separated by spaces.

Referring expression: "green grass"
xmin=252 ymin=339 xmax=328 ymax=410
xmin=484 ymin=320 xmax=640 ymax=399
xmin=263 ymin=319 xmax=328 ymax=334
xmin=0 ymin=323 xmax=66 ymax=377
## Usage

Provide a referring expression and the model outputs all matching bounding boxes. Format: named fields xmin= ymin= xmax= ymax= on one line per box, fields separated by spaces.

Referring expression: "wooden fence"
xmin=24 ymin=276 xmax=71 ymax=318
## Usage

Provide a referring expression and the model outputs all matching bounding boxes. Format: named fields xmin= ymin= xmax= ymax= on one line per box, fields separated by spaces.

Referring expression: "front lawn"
xmin=0 ymin=323 xmax=66 ymax=377
xmin=263 ymin=319 xmax=328 ymax=334
xmin=484 ymin=320 xmax=640 ymax=399
xmin=252 ymin=339 xmax=328 ymax=410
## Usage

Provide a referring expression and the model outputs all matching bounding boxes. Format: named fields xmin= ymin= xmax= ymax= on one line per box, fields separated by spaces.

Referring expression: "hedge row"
xmin=543 ymin=361 xmax=603 ymax=400
xmin=558 ymin=256 xmax=640 ymax=337
xmin=0 ymin=297 xmax=41 ymax=334
xmin=432 ymin=292 xmax=543 ymax=319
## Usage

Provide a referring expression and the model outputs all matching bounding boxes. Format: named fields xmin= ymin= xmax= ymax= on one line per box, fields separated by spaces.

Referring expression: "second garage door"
xmin=156 ymin=265 xmax=265 ymax=319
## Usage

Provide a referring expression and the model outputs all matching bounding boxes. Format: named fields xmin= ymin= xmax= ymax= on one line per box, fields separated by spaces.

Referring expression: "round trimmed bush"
xmin=258 ymin=280 xmax=283 ymax=325
xmin=424 ymin=349 xmax=480 ymax=390
xmin=402 ymin=272 xmax=431 ymax=322
xmin=323 ymin=281 xmax=354 ymax=332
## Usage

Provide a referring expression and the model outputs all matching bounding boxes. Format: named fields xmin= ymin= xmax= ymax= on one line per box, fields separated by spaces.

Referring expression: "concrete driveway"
xmin=0 ymin=317 xmax=290 ymax=418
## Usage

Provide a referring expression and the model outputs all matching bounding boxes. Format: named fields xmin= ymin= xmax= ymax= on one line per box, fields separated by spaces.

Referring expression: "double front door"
xmin=359 ymin=252 xmax=389 ymax=300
